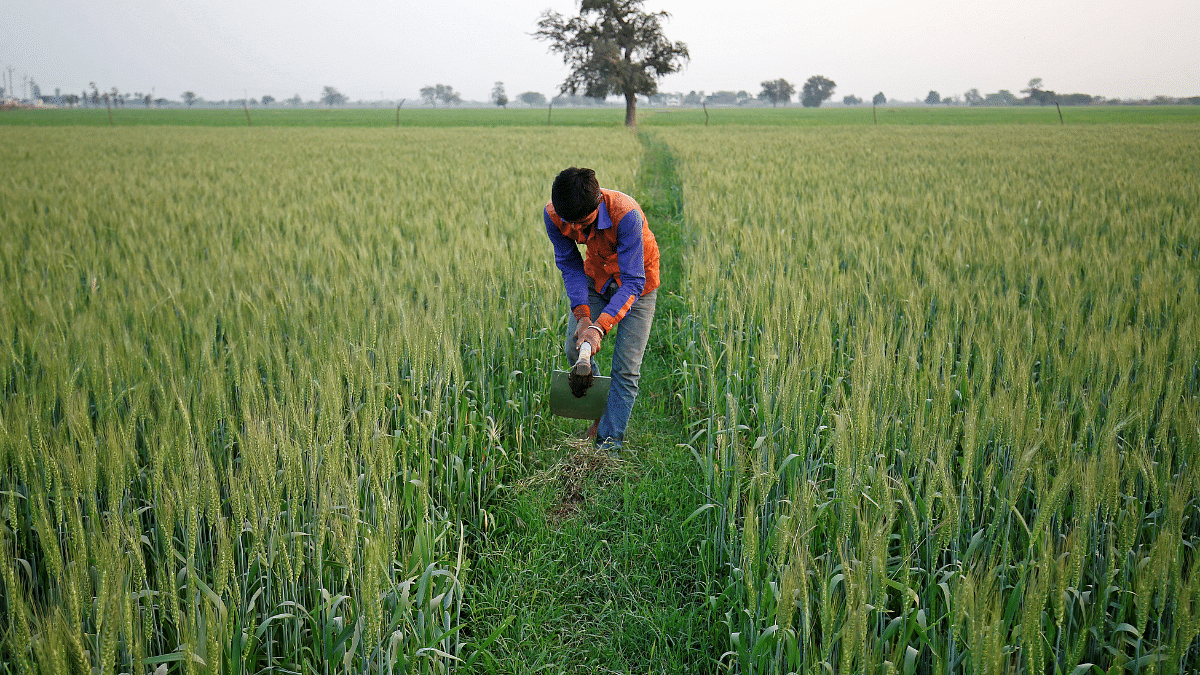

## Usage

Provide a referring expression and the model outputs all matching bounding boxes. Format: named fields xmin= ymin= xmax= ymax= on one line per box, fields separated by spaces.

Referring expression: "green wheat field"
xmin=1 ymin=109 xmax=1198 ymax=673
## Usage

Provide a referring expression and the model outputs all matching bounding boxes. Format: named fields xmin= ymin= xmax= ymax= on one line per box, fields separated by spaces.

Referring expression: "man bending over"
xmin=544 ymin=167 xmax=660 ymax=454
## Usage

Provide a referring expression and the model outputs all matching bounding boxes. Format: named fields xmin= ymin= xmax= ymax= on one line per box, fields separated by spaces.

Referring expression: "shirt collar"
xmin=595 ymin=196 xmax=614 ymax=230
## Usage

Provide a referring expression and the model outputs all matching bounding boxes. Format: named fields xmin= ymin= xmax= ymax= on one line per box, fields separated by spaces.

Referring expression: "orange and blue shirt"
xmin=544 ymin=188 xmax=660 ymax=334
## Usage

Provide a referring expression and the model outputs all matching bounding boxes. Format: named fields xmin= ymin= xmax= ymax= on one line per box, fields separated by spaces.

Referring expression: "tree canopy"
xmin=925 ymin=90 xmax=941 ymax=105
xmin=873 ymin=92 xmax=886 ymax=106
xmin=800 ymin=75 xmax=836 ymax=108
xmin=321 ymin=86 xmax=348 ymax=107
xmin=985 ymin=90 xmax=1017 ymax=105
xmin=535 ymin=0 xmax=689 ymax=126
xmin=517 ymin=91 xmax=547 ymax=106
xmin=758 ymin=79 xmax=794 ymax=107
xmin=706 ymin=90 xmax=738 ymax=105
xmin=1021 ymin=78 xmax=1055 ymax=105
xmin=491 ymin=82 xmax=508 ymax=108
xmin=420 ymin=84 xmax=461 ymax=106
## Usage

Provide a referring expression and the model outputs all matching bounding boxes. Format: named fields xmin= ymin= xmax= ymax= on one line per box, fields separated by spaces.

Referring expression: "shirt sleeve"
xmin=545 ymin=207 xmax=591 ymax=311
xmin=595 ymin=209 xmax=647 ymax=333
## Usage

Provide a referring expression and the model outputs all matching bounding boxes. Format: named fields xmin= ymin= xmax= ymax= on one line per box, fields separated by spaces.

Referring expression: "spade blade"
xmin=549 ymin=370 xmax=610 ymax=420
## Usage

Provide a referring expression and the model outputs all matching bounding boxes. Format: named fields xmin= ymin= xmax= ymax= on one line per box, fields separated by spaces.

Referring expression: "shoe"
xmin=595 ymin=438 xmax=622 ymax=459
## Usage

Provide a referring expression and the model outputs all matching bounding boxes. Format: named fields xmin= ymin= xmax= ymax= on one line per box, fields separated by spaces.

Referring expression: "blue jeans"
xmin=565 ymin=288 xmax=657 ymax=450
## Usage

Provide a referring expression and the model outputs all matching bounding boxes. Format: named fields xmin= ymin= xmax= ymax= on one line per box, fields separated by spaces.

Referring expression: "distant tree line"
xmin=10 ymin=74 xmax=1200 ymax=111
xmin=908 ymin=79 xmax=1200 ymax=107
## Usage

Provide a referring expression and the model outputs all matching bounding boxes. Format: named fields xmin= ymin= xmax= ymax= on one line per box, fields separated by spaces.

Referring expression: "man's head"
xmin=552 ymin=167 xmax=601 ymax=224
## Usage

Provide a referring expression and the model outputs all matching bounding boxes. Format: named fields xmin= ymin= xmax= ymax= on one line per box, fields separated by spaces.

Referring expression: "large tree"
xmin=800 ymin=75 xmax=836 ymax=108
xmin=535 ymin=0 xmax=689 ymax=126
xmin=321 ymin=86 xmax=348 ymax=107
xmin=518 ymin=91 xmax=547 ymax=106
xmin=420 ymin=84 xmax=461 ymax=106
xmin=984 ymin=90 xmax=1017 ymax=106
xmin=758 ymin=79 xmax=794 ymax=107
xmin=1021 ymin=78 xmax=1054 ymax=106
xmin=491 ymin=81 xmax=508 ymax=108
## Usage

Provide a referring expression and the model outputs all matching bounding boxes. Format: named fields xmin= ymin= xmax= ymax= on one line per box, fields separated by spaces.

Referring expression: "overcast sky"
xmin=3 ymin=0 xmax=1197 ymax=103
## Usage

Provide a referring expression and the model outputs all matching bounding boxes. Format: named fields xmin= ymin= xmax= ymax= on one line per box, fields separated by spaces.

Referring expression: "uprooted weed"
xmin=514 ymin=438 xmax=628 ymax=523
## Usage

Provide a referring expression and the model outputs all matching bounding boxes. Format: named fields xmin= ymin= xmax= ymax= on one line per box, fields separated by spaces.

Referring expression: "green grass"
xmin=643 ymin=104 xmax=1200 ymax=125
xmin=3 ymin=105 xmax=1199 ymax=127
xmin=0 ymin=107 xmax=625 ymax=128
xmin=463 ymin=438 xmax=719 ymax=674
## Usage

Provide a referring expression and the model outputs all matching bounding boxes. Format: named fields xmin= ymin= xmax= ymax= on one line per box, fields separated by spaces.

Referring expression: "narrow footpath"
xmin=462 ymin=133 xmax=720 ymax=673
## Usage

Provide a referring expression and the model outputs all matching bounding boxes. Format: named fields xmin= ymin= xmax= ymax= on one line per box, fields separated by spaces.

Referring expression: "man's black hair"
xmin=551 ymin=167 xmax=601 ymax=222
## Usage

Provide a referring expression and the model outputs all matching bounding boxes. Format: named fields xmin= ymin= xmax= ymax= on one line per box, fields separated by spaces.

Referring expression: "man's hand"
xmin=576 ymin=325 xmax=603 ymax=354
xmin=572 ymin=305 xmax=593 ymax=345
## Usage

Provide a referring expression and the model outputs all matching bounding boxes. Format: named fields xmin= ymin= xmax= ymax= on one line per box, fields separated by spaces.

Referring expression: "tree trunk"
xmin=624 ymin=92 xmax=637 ymax=127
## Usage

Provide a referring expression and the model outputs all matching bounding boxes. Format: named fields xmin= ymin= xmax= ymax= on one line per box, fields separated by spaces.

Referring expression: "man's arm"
xmin=545 ymin=208 xmax=591 ymax=311
xmin=594 ymin=209 xmax=647 ymax=334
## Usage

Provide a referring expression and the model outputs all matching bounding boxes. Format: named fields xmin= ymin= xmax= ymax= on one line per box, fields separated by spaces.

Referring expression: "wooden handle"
xmin=573 ymin=342 xmax=592 ymax=374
